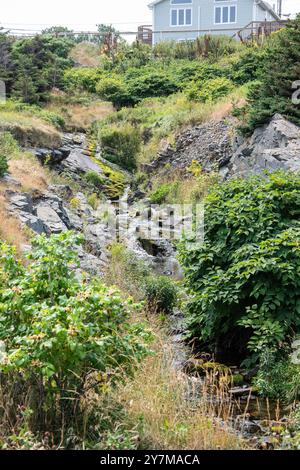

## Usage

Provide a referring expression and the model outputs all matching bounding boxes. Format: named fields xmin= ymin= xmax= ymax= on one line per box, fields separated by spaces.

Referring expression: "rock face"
xmin=142 ymin=114 xmax=300 ymax=180
xmin=141 ymin=119 xmax=234 ymax=175
xmin=7 ymin=185 xmax=111 ymax=276
xmin=224 ymin=114 xmax=300 ymax=178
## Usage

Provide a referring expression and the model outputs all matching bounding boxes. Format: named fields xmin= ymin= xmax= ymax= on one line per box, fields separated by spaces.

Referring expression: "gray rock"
xmin=18 ymin=211 xmax=46 ymax=234
xmin=8 ymin=193 xmax=33 ymax=213
xmin=36 ymin=204 xmax=68 ymax=235
xmin=226 ymin=114 xmax=300 ymax=177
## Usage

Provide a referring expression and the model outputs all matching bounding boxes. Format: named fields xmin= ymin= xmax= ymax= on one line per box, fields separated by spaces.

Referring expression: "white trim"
xmin=214 ymin=4 xmax=237 ymax=25
xmin=170 ymin=7 xmax=193 ymax=27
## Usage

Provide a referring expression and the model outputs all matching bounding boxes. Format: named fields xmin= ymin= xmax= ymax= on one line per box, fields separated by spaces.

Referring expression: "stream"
xmin=16 ymin=132 xmax=290 ymax=449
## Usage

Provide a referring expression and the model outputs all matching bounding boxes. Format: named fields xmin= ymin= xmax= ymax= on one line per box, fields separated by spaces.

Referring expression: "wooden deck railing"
xmin=234 ymin=20 xmax=289 ymax=43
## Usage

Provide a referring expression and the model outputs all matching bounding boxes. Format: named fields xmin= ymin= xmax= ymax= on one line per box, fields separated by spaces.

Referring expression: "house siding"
xmin=151 ymin=0 xmax=273 ymax=44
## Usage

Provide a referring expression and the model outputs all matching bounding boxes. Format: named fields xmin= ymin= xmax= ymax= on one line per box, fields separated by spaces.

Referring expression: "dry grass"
xmin=0 ymin=191 xmax=29 ymax=251
xmin=8 ymin=153 xmax=50 ymax=192
xmin=0 ymin=112 xmax=62 ymax=148
xmin=113 ymin=324 xmax=245 ymax=450
xmin=0 ymin=151 xmax=50 ymax=251
xmin=70 ymin=42 xmax=102 ymax=68
xmin=47 ymin=100 xmax=113 ymax=132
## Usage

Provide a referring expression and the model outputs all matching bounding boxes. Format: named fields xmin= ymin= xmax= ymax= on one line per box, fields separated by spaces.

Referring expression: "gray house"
xmin=148 ymin=0 xmax=280 ymax=44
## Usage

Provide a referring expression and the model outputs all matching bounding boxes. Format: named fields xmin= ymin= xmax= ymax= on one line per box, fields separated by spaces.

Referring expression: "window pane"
xmin=230 ymin=6 xmax=236 ymax=23
xmin=223 ymin=6 xmax=229 ymax=23
xmin=178 ymin=9 xmax=185 ymax=25
xmin=171 ymin=9 xmax=177 ymax=25
xmin=171 ymin=0 xmax=191 ymax=4
xmin=186 ymin=9 xmax=192 ymax=25
xmin=215 ymin=7 xmax=221 ymax=24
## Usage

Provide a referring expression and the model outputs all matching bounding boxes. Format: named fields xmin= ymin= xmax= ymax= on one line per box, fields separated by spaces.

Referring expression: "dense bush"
xmin=144 ymin=276 xmax=178 ymax=314
xmin=230 ymin=48 xmax=264 ymax=85
xmin=186 ymin=77 xmax=234 ymax=103
xmin=63 ymin=68 xmax=103 ymax=93
xmin=254 ymin=354 xmax=300 ymax=401
xmin=0 ymin=232 xmax=149 ymax=439
xmin=96 ymin=77 xmax=130 ymax=108
xmin=179 ymin=171 xmax=300 ymax=363
xmin=85 ymin=170 xmax=105 ymax=189
xmin=127 ymin=70 xmax=178 ymax=102
xmin=241 ymin=15 xmax=300 ymax=133
xmin=99 ymin=123 xmax=141 ymax=170
xmin=0 ymin=154 xmax=8 ymax=177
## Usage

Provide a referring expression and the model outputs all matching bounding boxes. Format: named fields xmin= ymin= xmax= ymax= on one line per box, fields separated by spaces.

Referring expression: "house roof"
xmin=148 ymin=0 xmax=280 ymax=20
xmin=257 ymin=1 xmax=280 ymax=20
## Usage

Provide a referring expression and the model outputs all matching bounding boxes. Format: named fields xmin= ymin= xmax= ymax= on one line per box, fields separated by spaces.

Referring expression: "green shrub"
xmin=63 ymin=67 xmax=103 ymax=93
xmin=230 ymin=48 xmax=265 ymax=85
xmin=144 ymin=276 xmax=178 ymax=314
xmin=99 ymin=123 xmax=141 ymax=170
xmin=85 ymin=170 xmax=105 ymax=189
xmin=0 ymin=131 xmax=19 ymax=156
xmin=241 ymin=15 xmax=300 ymax=133
xmin=254 ymin=354 xmax=300 ymax=402
xmin=149 ymin=182 xmax=179 ymax=204
xmin=96 ymin=77 xmax=130 ymax=108
xmin=179 ymin=171 xmax=300 ymax=363
xmin=126 ymin=70 xmax=178 ymax=103
xmin=0 ymin=154 xmax=8 ymax=177
xmin=0 ymin=232 xmax=150 ymax=439
xmin=186 ymin=77 xmax=234 ymax=102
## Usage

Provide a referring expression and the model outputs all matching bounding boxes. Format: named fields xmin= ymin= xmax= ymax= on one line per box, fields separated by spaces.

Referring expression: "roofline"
xmin=256 ymin=0 xmax=281 ymax=20
xmin=149 ymin=0 xmax=281 ymax=20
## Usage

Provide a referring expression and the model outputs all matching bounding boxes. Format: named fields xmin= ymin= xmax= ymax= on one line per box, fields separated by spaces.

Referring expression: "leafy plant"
xmin=186 ymin=77 xmax=234 ymax=103
xmin=179 ymin=171 xmax=300 ymax=363
xmin=96 ymin=77 xmax=130 ymax=108
xmin=144 ymin=276 xmax=178 ymax=314
xmin=0 ymin=232 xmax=150 ymax=439
xmin=0 ymin=154 xmax=8 ymax=177
xmin=99 ymin=123 xmax=141 ymax=170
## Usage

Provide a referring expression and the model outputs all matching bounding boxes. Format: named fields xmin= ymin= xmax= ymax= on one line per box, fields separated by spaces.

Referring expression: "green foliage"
xmin=179 ymin=171 xmax=300 ymax=362
xmin=149 ymin=182 xmax=179 ymax=204
xmin=85 ymin=170 xmax=105 ymax=189
xmin=254 ymin=353 xmax=300 ymax=402
xmin=63 ymin=67 xmax=104 ymax=93
xmin=126 ymin=70 xmax=178 ymax=103
xmin=0 ymin=154 xmax=8 ymax=177
xmin=0 ymin=232 xmax=150 ymax=437
xmin=0 ymin=131 xmax=19 ymax=156
xmin=230 ymin=47 xmax=265 ymax=85
xmin=99 ymin=123 xmax=141 ymax=170
xmin=186 ymin=77 xmax=234 ymax=103
xmin=242 ymin=16 xmax=300 ymax=133
xmin=96 ymin=77 xmax=130 ymax=108
xmin=144 ymin=276 xmax=178 ymax=314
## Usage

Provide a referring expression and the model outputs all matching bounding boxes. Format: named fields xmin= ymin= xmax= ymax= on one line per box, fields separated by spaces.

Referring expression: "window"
xmin=215 ymin=5 xmax=237 ymax=24
xmin=170 ymin=8 xmax=192 ymax=26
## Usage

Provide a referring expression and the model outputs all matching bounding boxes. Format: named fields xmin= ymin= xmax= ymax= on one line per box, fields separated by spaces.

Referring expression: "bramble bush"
xmin=0 ymin=232 xmax=150 ymax=440
xmin=179 ymin=171 xmax=300 ymax=364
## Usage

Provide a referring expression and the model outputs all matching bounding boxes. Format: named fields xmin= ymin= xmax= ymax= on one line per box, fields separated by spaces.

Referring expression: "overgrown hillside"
xmin=1 ymin=18 xmax=300 ymax=450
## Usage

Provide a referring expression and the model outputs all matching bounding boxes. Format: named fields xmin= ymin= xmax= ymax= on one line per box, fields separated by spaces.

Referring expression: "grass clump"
xmin=144 ymin=276 xmax=178 ymax=314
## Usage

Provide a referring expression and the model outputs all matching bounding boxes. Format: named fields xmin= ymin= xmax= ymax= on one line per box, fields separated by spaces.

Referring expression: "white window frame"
xmin=170 ymin=7 xmax=193 ymax=27
xmin=214 ymin=3 xmax=237 ymax=25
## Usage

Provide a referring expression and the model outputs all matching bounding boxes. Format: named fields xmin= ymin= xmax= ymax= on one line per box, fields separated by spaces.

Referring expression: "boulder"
xmin=226 ymin=114 xmax=300 ymax=177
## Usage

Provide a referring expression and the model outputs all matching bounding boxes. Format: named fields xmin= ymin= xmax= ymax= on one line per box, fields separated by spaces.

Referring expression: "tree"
xmin=241 ymin=15 xmax=300 ymax=133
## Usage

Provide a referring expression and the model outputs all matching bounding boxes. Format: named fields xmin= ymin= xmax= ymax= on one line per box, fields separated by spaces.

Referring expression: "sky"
xmin=0 ymin=0 xmax=299 ymax=32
